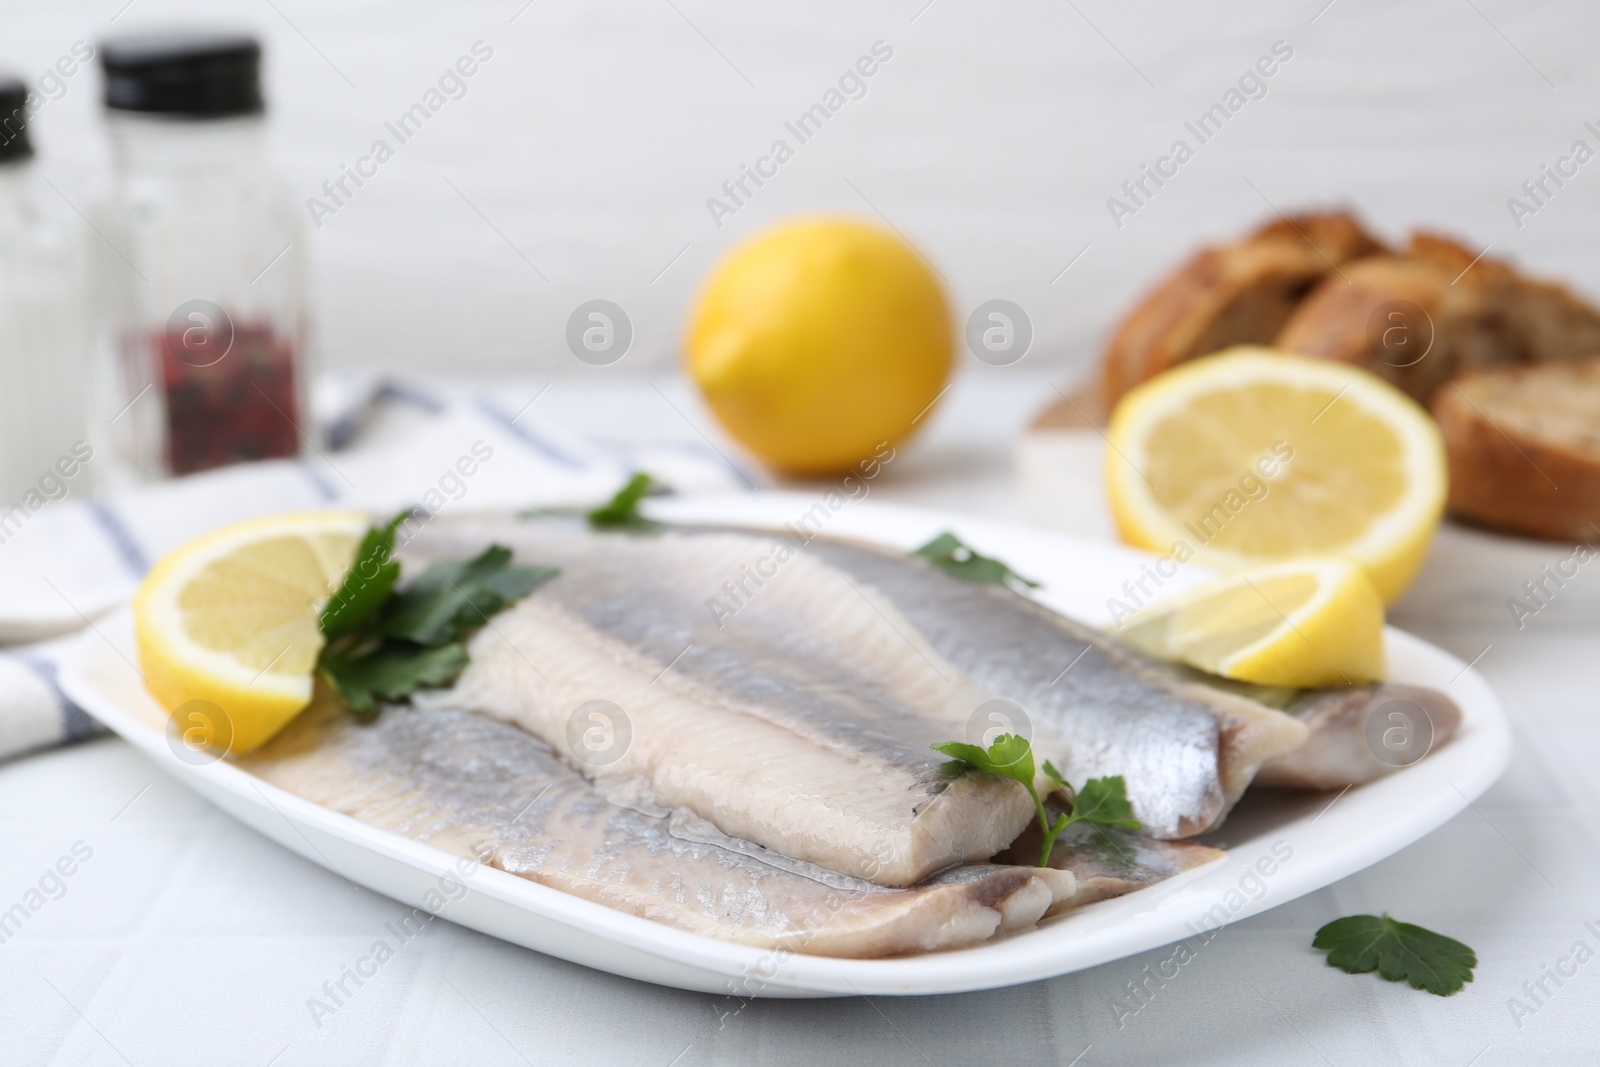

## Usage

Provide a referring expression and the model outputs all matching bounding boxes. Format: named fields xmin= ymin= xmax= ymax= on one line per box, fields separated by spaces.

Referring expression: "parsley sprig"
xmin=932 ymin=734 xmax=1139 ymax=866
xmin=585 ymin=472 xmax=659 ymax=529
xmin=316 ymin=512 xmax=557 ymax=715
xmin=1313 ymin=914 xmax=1477 ymax=996
xmin=519 ymin=471 xmax=664 ymax=530
xmin=915 ymin=532 xmax=1041 ymax=591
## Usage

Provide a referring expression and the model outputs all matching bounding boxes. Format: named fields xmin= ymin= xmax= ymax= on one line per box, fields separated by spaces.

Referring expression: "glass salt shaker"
xmin=0 ymin=77 xmax=94 ymax=507
xmin=96 ymin=33 xmax=310 ymax=482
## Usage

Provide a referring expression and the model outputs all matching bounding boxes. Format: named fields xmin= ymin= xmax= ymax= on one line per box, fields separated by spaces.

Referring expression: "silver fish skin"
xmin=411 ymin=531 xmax=1035 ymax=887
xmin=800 ymin=538 xmax=1310 ymax=839
xmin=244 ymin=700 xmax=1074 ymax=958
xmin=1248 ymin=683 xmax=1463 ymax=791
xmin=995 ymin=821 xmax=1225 ymax=912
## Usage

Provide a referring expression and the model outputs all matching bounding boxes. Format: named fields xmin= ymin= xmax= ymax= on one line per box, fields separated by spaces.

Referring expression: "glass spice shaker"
xmin=0 ymin=77 xmax=94 ymax=505
xmin=96 ymin=32 xmax=310 ymax=482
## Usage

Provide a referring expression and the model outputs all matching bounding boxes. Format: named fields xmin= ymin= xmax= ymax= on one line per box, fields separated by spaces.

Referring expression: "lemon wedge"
xmin=1104 ymin=347 xmax=1447 ymax=603
xmin=1117 ymin=557 xmax=1386 ymax=687
xmin=133 ymin=511 xmax=369 ymax=755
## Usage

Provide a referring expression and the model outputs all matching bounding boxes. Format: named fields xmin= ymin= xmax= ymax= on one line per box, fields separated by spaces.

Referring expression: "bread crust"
xmin=1097 ymin=211 xmax=1385 ymax=407
xmin=1432 ymin=362 xmax=1600 ymax=541
xmin=1506 ymin=274 xmax=1600 ymax=367
xmin=1274 ymin=234 xmax=1525 ymax=402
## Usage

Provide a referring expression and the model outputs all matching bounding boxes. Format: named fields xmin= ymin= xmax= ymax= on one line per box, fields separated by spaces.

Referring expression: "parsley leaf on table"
xmin=933 ymin=734 xmax=1139 ymax=866
xmin=315 ymin=512 xmax=557 ymax=716
xmin=1313 ymin=914 xmax=1477 ymax=996
xmin=914 ymin=532 xmax=1041 ymax=591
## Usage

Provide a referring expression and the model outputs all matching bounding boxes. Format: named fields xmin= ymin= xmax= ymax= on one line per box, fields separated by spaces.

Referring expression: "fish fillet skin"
xmin=996 ymin=821 xmax=1225 ymax=912
xmin=1249 ymin=683 xmax=1463 ymax=791
xmin=413 ymin=532 xmax=1036 ymax=886
xmin=243 ymin=702 xmax=1074 ymax=958
xmin=801 ymin=539 xmax=1310 ymax=839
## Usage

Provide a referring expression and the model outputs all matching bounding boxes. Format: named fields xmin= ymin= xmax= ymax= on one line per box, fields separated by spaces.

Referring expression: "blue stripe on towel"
xmin=375 ymin=380 xmax=447 ymax=414
xmin=592 ymin=438 xmax=759 ymax=490
xmin=86 ymin=501 xmax=150 ymax=576
xmin=298 ymin=461 xmax=339 ymax=502
xmin=20 ymin=655 xmax=101 ymax=742
xmin=474 ymin=396 xmax=589 ymax=470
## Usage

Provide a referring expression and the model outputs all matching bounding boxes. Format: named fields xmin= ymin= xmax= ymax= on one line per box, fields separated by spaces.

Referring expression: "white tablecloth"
xmin=4 ymin=372 xmax=1596 ymax=1066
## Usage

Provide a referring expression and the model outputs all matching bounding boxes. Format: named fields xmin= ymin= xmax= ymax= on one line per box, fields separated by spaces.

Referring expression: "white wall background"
xmin=5 ymin=0 xmax=1597 ymax=380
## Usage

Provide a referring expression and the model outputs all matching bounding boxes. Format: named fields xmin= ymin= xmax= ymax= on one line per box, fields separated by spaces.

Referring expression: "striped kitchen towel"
xmin=0 ymin=377 xmax=754 ymax=763
xmin=0 ymin=634 xmax=106 ymax=761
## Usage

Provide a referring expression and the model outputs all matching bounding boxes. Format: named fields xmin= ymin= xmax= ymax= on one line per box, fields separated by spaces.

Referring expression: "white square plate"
xmin=58 ymin=494 xmax=1511 ymax=998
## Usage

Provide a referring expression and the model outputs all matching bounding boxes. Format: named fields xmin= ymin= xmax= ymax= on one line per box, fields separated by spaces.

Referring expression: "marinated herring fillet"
xmin=825 ymin=540 xmax=1462 ymax=801
xmin=408 ymin=519 xmax=1303 ymax=840
xmin=1248 ymin=683 xmax=1463 ymax=791
xmin=245 ymin=701 xmax=1075 ymax=958
xmin=413 ymin=532 xmax=1035 ymax=886
xmin=804 ymin=538 xmax=1309 ymax=838
xmin=998 ymin=821 xmax=1225 ymax=907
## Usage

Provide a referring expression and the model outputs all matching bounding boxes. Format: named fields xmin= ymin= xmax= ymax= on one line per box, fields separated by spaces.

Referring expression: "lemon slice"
xmin=1117 ymin=557 xmax=1386 ymax=687
xmin=1105 ymin=347 xmax=1446 ymax=603
xmin=133 ymin=511 xmax=369 ymax=755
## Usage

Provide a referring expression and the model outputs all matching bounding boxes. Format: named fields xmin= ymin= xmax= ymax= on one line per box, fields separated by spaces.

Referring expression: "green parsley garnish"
xmin=932 ymin=734 xmax=1139 ymax=866
xmin=519 ymin=471 xmax=664 ymax=530
xmin=914 ymin=532 xmax=1040 ymax=591
xmin=586 ymin=472 xmax=659 ymax=529
xmin=376 ymin=545 xmax=552 ymax=645
xmin=317 ymin=642 xmax=470 ymax=713
xmin=1313 ymin=914 xmax=1477 ymax=996
xmin=316 ymin=512 xmax=557 ymax=715
xmin=319 ymin=513 xmax=404 ymax=639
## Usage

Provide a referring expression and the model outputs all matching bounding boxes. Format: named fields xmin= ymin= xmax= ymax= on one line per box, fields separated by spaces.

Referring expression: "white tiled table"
xmin=3 ymin=373 xmax=1596 ymax=1066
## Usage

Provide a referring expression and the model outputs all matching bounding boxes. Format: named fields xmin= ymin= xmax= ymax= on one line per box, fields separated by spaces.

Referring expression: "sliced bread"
xmin=1096 ymin=211 xmax=1385 ymax=407
xmin=1432 ymin=360 xmax=1600 ymax=541
xmin=1274 ymin=233 xmax=1520 ymax=402
xmin=1277 ymin=232 xmax=1600 ymax=404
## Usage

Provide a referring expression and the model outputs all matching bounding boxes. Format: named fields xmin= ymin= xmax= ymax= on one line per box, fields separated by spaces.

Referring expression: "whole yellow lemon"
xmin=686 ymin=218 xmax=953 ymax=476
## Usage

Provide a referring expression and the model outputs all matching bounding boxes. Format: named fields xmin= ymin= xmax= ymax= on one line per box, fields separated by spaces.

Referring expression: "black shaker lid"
xmin=0 ymin=78 xmax=32 ymax=163
xmin=100 ymin=32 xmax=263 ymax=117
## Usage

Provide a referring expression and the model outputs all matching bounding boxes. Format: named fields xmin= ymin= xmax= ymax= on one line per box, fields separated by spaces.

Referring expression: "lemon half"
xmin=1105 ymin=347 xmax=1446 ymax=603
xmin=133 ymin=511 xmax=369 ymax=754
